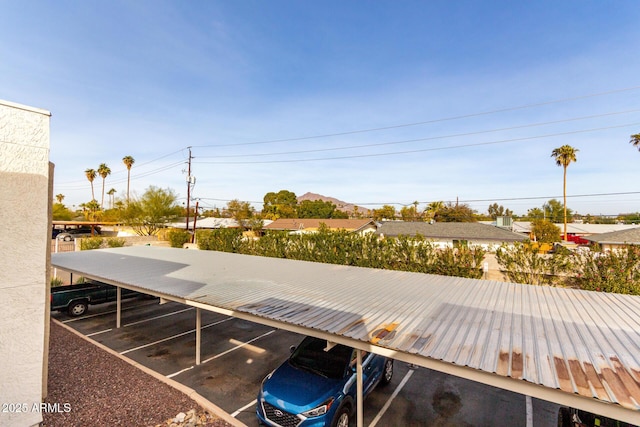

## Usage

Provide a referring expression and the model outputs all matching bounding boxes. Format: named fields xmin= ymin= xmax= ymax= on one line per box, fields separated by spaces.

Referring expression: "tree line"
xmin=53 ymin=137 xmax=640 ymax=228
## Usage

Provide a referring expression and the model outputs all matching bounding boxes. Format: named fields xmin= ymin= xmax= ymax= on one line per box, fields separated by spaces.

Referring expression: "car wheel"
xmin=68 ymin=300 xmax=88 ymax=317
xmin=331 ymin=407 xmax=350 ymax=427
xmin=380 ymin=359 xmax=394 ymax=386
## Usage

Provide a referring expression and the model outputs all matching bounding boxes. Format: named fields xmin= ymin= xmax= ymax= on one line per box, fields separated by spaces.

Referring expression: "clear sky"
xmin=2 ymin=1 xmax=640 ymax=216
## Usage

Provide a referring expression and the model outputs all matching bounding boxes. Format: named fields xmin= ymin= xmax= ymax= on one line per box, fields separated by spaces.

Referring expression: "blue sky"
xmin=2 ymin=1 xmax=640 ymax=216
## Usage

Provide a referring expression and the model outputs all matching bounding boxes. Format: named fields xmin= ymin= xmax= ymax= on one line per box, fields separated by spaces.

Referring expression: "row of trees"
xmin=53 ymin=135 xmax=640 ymax=228
xmin=82 ymin=156 xmax=135 ymax=210
xmin=52 ymin=185 xmax=637 ymax=239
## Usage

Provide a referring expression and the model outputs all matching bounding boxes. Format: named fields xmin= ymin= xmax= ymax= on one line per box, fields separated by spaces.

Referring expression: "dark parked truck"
xmin=50 ymin=280 xmax=143 ymax=316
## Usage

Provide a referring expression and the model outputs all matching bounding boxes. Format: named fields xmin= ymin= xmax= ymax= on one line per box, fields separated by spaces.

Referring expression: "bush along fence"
xmin=196 ymin=228 xmax=486 ymax=279
xmin=79 ymin=237 xmax=126 ymax=250
xmin=495 ymin=241 xmax=640 ymax=295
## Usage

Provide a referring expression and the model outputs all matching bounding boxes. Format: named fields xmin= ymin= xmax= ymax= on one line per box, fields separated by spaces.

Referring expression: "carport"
xmin=51 ymin=246 xmax=640 ymax=426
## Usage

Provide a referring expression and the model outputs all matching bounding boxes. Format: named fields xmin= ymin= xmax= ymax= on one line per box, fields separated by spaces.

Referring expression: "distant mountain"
xmin=297 ymin=192 xmax=371 ymax=215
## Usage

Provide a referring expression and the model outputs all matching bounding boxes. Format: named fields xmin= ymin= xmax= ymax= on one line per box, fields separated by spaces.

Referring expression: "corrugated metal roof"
xmin=51 ymin=246 xmax=640 ymax=422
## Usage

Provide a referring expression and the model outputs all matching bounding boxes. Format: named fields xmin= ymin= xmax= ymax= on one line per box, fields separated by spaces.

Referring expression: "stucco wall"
xmin=0 ymin=100 xmax=51 ymax=427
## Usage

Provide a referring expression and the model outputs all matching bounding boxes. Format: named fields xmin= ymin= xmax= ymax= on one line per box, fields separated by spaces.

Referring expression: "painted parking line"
xmin=166 ymin=330 xmax=276 ymax=379
xmin=231 ymin=399 xmax=257 ymax=418
xmin=86 ymin=307 xmax=194 ymax=337
xmin=368 ymin=369 xmax=414 ymax=427
xmin=201 ymin=330 xmax=275 ymax=364
xmin=119 ymin=317 xmax=232 ymax=355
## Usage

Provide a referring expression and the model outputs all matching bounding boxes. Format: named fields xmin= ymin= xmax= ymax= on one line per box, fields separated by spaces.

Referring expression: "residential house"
xmin=583 ymin=226 xmax=640 ymax=251
xmin=376 ymin=221 xmax=528 ymax=249
xmin=502 ymin=221 xmax=639 ymax=244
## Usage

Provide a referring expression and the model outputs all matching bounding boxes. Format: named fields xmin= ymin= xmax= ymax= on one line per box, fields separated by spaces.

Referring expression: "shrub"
xmin=167 ymin=229 xmax=192 ymax=248
xmin=570 ymin=245 xmax=640 ymax=295
xmin=80 ymin=237 xmax=104 ymax=250
xmin=107 ymin=237 xmax=126 ymax=248
xmin=495 ymin=241 xmax=572 ymax=286
xmin=50 ymin=276 xmax=64 ymax=287
xmin=197 ymin=228 xmax=246 ymax=252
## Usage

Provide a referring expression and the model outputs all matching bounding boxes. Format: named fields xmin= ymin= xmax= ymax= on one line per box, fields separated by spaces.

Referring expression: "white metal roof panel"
xmin=51 ymin=246 xmax=640 ymax=423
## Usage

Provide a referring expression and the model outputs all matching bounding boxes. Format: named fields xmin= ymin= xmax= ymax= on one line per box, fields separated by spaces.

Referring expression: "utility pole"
xmin=191 ymin=199 xmax=199 ymax=243
xmin=186 ymin=147 xmax=193 ymax=230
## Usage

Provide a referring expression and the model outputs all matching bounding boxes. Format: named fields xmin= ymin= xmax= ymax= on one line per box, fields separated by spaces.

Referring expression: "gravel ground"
xmin=43 ymin=320 xmax=235 ymax=427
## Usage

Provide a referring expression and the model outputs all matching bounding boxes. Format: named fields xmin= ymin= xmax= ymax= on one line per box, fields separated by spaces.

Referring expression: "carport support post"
xmin=356 ymin=349 xmax=363 ymax=427
xmin=195 ymin=308 xmax=201 ymax=365
xmin=116 ymin=287 xmax=121 ymax=328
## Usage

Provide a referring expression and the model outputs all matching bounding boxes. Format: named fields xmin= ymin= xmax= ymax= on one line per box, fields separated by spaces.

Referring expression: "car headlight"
xmin=260 ymin=370 xmax=274 ymax=393
xmin=301 ymin=398 xmax=334 ymax=418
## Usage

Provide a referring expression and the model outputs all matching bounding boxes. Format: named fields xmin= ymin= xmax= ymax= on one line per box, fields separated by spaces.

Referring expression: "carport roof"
xmin=51 ymin=246 xmax=640 ymax=424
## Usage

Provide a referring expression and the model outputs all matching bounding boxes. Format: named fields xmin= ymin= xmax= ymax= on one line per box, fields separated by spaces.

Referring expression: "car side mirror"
xmin=289 ymin=345 xmax=296 ymax=354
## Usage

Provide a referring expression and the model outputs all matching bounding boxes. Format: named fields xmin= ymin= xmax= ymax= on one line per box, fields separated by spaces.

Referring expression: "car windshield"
xmin=289 ymin=337 xmax=353 ymax=379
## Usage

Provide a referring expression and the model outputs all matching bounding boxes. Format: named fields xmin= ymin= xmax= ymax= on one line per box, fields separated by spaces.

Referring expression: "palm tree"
xmin=424 ymin=201 xmax=444 ymax=222
xmin=631 ymin=133 xmax=640 ymax=151
xmin=551 ymin=145 xmax=579 ymax=242
xmin=85 ymin=168 xmax=97 ymax=201
xmin=107 ymin=188 xmax=117 ymax=209
xmin=122 ymin=155 xmax=135 ymax=202
xmin=97 ymin=163 xmax=111 ymax=208
xmin=55 ymin=194 xmax=65 ymax=204
xmin=412 ymin=201 xmax=420 ymax=221
xmin=84 ymin=199 xmax=101 ymax=221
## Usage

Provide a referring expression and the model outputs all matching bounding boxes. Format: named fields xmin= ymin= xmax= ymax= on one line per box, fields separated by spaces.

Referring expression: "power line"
xmin=195 ymin=109 xmax=640 ymax=159
xmin=450 ymin=191 xmax=640 ymax=205
xmin=191 ymin=85 xmax=640 ymax=148
xmin=55 ymin=161 xmax=185 ymax=190
xmin=53 ymin=149 xmax=188 ymax=186
xmin=193 ymin=121 xmax=640 ymax=165
xmin=52 ymin=87 xmax=640 ymax=187
xmin=194 ymin=191 xmax=640 ymax=209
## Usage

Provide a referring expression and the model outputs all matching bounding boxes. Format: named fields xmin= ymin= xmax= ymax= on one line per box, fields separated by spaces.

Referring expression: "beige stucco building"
xmin=0 ymin=100 xmax=52 ymax=426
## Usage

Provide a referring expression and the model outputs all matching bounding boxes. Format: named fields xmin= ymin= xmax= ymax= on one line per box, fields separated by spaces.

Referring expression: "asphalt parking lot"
xmin=52 ymin=297 xmax=562 ymax=426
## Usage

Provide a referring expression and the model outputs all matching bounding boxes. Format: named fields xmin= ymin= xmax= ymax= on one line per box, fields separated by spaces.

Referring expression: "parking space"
xmin=52 ymin=298 xmax=561 ymax=427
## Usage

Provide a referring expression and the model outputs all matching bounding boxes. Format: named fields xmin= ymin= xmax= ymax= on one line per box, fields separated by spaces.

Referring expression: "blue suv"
xmin=257 ymin=336 xmax=393 ymax=427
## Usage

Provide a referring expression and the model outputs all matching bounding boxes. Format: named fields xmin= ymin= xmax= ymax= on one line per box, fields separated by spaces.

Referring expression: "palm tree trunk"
xmin=563 ymin=166 xmax=567 ymax=241
xmin=101 ymin=179 xmax=105 ymax=208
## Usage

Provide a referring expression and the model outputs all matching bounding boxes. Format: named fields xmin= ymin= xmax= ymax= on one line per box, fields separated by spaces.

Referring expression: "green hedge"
xmin=496 ymin=242 xmax=640 ymax=295
xmin=196 ymin=229 xmax=485 ymax=279
xmin=167 ymin=229 xmax=192 ymax=248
